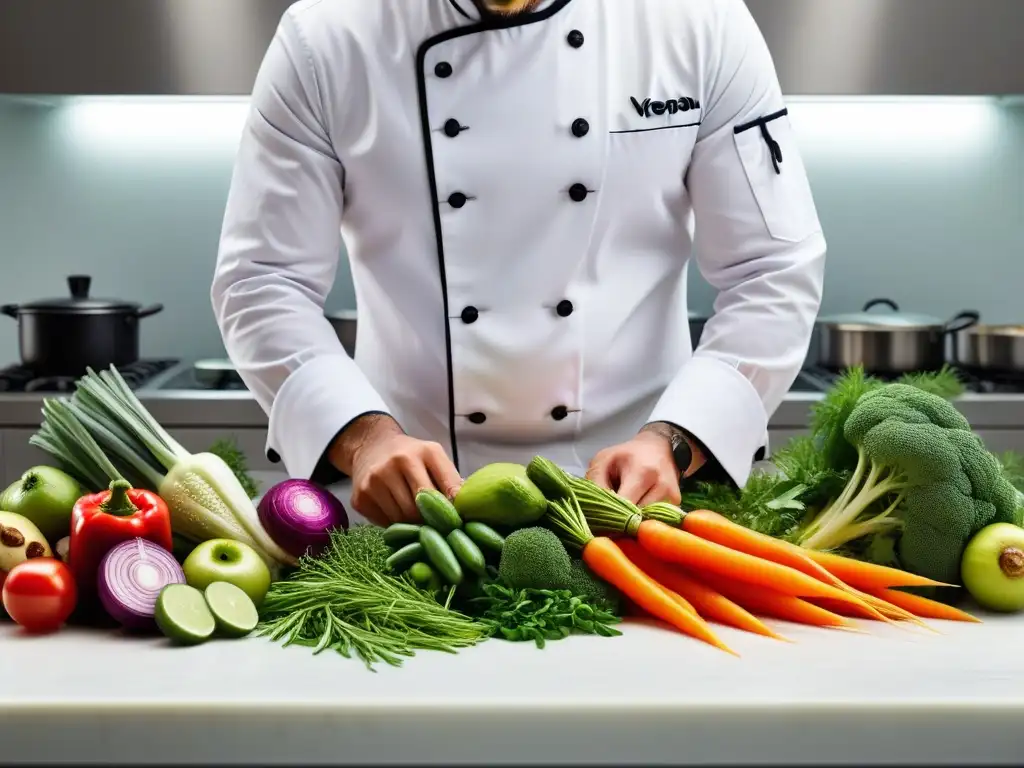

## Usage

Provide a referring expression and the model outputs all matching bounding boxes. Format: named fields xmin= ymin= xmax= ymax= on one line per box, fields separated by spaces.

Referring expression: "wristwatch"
xmin=643 ymin=421 xmax=695 ymax=480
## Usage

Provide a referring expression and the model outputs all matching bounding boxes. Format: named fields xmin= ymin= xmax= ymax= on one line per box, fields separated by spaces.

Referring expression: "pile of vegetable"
xmin=524 ymin=455 xmax=981 ymax=654
xmin=670 ymin=367 xmax=1023 ymax=590
xmin=4 ymin=361 xmax=1023 ymax=669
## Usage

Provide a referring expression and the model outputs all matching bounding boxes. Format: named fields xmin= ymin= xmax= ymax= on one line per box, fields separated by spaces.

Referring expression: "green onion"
xmin=30 ymin=366 xmax=295 ymax=568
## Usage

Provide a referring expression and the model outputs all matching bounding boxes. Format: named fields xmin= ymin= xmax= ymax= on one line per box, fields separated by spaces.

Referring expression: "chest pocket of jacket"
xmin=734 ymin=109 xmax=821 ymax=243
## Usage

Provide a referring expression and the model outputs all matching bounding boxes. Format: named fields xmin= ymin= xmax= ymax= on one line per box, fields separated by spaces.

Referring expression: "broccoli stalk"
xmin=795 ymin=382 xmax=1020 ymax=585
xmin=798 ymin=447 xmax=907 ymax=551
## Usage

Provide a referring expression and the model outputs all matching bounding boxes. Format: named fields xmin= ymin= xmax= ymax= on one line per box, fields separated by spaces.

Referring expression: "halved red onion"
xmin=98 ymin=538 xmax=185 ymax=629
xmin=257 ymin=479 xmax=349 ymax=559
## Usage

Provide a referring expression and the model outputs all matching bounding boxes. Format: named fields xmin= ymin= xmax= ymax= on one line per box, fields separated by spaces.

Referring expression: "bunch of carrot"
xmin=526 ymin=457 xmax=980 ymax=656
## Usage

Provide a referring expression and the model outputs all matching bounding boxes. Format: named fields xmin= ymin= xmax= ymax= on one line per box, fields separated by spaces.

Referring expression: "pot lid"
xmin=17 ymin=276 xmax=140 ymax=313
xmin=818 ymin=298 xmax=944 ymax=329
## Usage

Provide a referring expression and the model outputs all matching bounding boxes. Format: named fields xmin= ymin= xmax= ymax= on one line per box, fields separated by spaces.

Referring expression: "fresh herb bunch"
xmin=257 ymin=525 xmax=489 ymax=670
xmin=208 ymin=437 xmax=260 ymax=499
xmin=472 ymin=582 xmax=622 ymax=648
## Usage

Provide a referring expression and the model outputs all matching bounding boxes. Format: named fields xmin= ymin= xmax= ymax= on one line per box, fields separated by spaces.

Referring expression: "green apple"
xmin=0 ymin=466 xmax=84 ymax=544
xmin=182 ymin=539 xmax=272 ymax=607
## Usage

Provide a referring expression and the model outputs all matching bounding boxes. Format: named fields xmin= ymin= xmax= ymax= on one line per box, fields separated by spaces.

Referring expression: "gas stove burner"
xmin=0 ymin=359 xmax=179 ymax=394
xmin=24 ymin=377 xmax=77 ymax=394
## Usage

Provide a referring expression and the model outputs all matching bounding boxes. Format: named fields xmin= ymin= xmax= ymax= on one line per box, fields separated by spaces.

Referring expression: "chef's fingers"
xmin=351 ymin=484 xmax=388 ymax=527
xmin=401 ymin=460 xmax=437 ymax=508
xmin=383 ymin=466 xmax=420 ymax=523
xmin=424 ymin=443 xmax=464 ymax=499
xmin=615 ymin=462 xmax=659 ymax=505
xmin=636 ymin=479 xmax=681 ymax=508
xmin=586 ymin=455 xmax=615 ymax=490
xmin=364 ymin=472 xmax=409 ymax=525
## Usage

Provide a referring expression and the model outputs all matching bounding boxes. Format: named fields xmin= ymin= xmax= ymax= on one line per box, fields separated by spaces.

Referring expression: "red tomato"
xmin=2 ymin=558 xmax=77 ymax=633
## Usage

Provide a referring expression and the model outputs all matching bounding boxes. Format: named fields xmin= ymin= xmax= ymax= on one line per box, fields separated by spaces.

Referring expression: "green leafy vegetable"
xmin=472 ymin=582 xmax=622 ymax=648
xmin=997 ymin=451 xmax=1024 ymax=494
xmin=797 ymin=383 xmax=1019 ymax=584
xmin=208 ymin=438 xmax=260 ymax=499
xmin=30 ymin=367 xmax=293 ymax=567
xmin=257 ymin=525 xmax=489 ymax=670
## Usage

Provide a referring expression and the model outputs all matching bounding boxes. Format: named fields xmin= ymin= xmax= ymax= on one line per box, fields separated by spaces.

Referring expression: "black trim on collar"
xmin=415 ymin=0 xmax=576 ymax=471
xmin=447 ymin=0 xmax=473 ymax=19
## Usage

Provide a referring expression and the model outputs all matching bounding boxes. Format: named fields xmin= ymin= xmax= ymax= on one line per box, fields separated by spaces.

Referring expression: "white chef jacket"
xmin=212 ymin=0 xmax=826 ymax=486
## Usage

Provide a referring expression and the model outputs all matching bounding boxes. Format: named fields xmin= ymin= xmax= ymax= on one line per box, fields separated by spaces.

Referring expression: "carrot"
xmin=653 ymin=509 xmax=915 ymax=626
xmin=867 ymin=588 xmax=982 ymax=623
xmin=802 ymin=548 xmax=954 ymax=590
xmin=636 ymin=519 xmax=887 ymax=619
xmin=697 ymin=571 xmax=855 ymax=629
xmin=617 ymin=538 xmax=788 ymax=641
xmin=582 ymin=535 xmax=737 ymax=656
xmin=680 ymin=509 xmax=853 ymax=586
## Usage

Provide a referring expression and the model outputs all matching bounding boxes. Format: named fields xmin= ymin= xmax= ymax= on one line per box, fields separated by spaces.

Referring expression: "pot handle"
xmin=136 ymin=304 xmax=164 ymax=319
xmin=943 ymin=309 xmax=980 ymax=335
xmin=862 ymin=298 xmax=899 ymax=313
xmin=0 ymin=304 xmax=17 ymax=319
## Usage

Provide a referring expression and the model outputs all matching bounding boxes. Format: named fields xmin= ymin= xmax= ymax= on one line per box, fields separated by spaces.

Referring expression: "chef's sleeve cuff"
xmin=265 ymin=354 xmax=392 ymax=483
xmin=648 ymin=355 xmax=768 ymax=487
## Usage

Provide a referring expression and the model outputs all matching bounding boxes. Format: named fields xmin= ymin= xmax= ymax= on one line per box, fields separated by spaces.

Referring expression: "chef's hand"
xmin=586 ymin=428 xmax=702 ymax=507
xmin=329 ymin=414 xmax=463 ymax=526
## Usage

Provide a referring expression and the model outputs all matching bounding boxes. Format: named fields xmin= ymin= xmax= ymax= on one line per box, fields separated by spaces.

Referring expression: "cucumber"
xmin=408 ymin=561 xmax=436 ymax=585
xmin=419 ymin=526 xmax=463 ymax=585
xmin=386 ymin=542 xmax=425 ymax=573
xmin=415 ymin=489 xmax=463 ymax=535
xmin=447 ymin=528 xmax=488 ymax=577
xmin=464 ymin=521 xmax=505 ymax=553
xmin=383 ymin=523 xmax=423 ymax=549
xmin=408 ymin=562 xmax=443 ymax=592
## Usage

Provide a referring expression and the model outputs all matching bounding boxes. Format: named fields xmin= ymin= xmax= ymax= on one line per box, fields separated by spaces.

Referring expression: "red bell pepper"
xmin=69 ymin=479 xmax=173 ymax=596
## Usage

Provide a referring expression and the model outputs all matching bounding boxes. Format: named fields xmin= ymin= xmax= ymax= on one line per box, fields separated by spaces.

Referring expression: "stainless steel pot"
xmin=325 ymin=309 xmax=357 ymax=357
xmin=1 ymin=275 xmax=163 ymax=376
xmin=817 ymin=298 xmax=979 ymax=374
xmin=952 ymin=325 xmax=1024 ymax=374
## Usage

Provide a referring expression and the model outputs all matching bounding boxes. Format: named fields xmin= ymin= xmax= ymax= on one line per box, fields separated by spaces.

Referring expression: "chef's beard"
xmin=478 ymin=0 xmax=543 ymax=16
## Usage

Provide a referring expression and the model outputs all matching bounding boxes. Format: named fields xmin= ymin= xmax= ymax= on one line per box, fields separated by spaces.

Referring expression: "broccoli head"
xmin=799 ymin=383 xmax=1019 ymax=584
xmin=497 ymin=527 xmax=573 ymax=590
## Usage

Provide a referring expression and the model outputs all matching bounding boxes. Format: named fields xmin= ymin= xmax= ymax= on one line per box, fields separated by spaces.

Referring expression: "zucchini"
xmin=383 ymin=523 xmax=423 ymax=549
xmin=447 ymin=528 xmax=488 ymax=577
xmin=464 ymin=521 xmax=505 ymax=553
xmin=415 ymin=489 xmax=463 ymax=535
xmin=419 ymin=526 xmax=464 ymax=585
xmin=385 ymin=542 xmax=424 ymax=573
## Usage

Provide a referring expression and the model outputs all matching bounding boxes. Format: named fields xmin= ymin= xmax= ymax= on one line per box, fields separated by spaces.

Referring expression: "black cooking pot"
xmin=1 ymin=275 xmax=163 ymax=376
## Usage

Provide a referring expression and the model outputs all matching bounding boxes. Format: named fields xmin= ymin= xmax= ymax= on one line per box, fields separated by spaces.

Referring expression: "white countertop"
xmin=1 ymin=606 xmax=1021 ymax=765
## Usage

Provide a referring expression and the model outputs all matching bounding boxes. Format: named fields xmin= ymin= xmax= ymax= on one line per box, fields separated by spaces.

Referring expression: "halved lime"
xmin=204 ymin=581 xmax=259 ymax=638
xmin=155 ymin=584 xmax=216 ymax=645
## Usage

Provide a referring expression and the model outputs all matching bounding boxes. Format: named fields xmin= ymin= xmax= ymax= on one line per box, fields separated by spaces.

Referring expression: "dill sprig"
xmin=257 ymin=525 xmax=490 ymax=670
xmin=208 ymin=437 xmax=260 ymax=499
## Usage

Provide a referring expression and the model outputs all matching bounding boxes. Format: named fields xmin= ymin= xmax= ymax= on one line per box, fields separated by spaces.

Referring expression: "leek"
xmin=30 ymin=366 xmax=295 ymax=568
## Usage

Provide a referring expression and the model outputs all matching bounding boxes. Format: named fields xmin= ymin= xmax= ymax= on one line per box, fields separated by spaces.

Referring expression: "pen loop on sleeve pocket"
xmin=734 ymin=108 xmax=789 ymax=175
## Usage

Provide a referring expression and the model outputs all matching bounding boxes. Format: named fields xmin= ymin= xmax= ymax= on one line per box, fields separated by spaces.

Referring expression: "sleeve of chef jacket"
xmin=211 ymin=13 xmax=391 ymax=482
xmin=647 ymin=0 xmax=826 ymax=487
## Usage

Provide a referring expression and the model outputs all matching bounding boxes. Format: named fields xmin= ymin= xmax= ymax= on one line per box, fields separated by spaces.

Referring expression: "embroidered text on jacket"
xmin=630 ymin=96 xmax=701 ymax=118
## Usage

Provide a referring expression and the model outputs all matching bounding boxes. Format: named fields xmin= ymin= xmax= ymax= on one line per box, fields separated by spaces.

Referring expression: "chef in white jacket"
xmin=212 ymin=0 xmax=826 ymax=526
